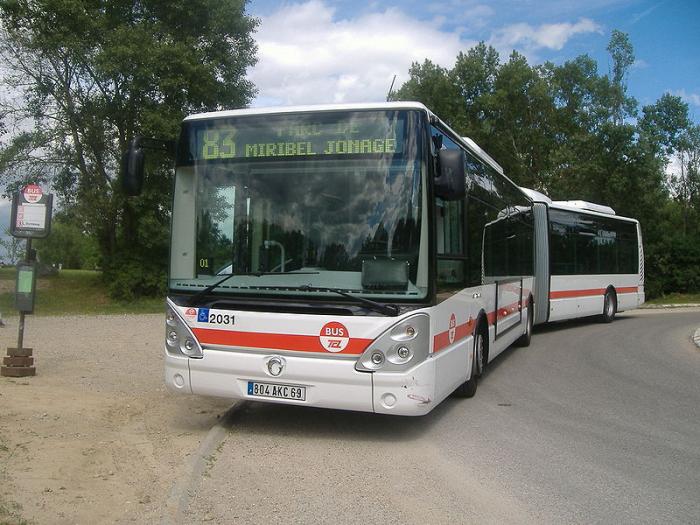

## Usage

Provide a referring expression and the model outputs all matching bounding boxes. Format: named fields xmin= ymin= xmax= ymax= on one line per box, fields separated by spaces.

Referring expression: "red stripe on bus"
xmin=192 ymin=327 xmax=372 ymax=355
xmin=497 ymin=300 xmax=522 ymax=320
xmin=486 ymin=311 xmax=497 ymax=326
xmin=432 ymin=299 xmax=522 ymax=353
xmin=550 ymin=286 xmax=638 ymax=299
xmin=433 ymin=319 xmax=476 ymax=353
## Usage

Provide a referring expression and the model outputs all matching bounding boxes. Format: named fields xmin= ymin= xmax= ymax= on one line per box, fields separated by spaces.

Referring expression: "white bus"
xmin=123 ymin=102 xmax=541 ymax=415
xmin=521 ymin=189 xmax=645 ymax=325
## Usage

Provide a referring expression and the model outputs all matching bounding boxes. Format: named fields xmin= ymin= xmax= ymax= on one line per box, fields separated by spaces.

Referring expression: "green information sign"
xmin=17 ymin=268 xmax=33 ymax=293
xmin=15 ymin=262 xmax=37 ymax=313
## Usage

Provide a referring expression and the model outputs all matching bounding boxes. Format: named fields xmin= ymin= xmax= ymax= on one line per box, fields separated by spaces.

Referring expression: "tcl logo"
xmin=319 ymin=322 xmax=349 ymax=353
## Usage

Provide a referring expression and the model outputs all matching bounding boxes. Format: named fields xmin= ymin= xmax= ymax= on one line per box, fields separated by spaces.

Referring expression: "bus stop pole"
xmin=16 ymin=238 xmax=31 ymax=351
xmin=17 ymin=312 xmax=25 ymax=350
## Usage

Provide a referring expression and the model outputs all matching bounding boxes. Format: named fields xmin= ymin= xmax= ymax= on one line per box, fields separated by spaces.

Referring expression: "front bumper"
xmin=165 ymin=348 xmax=437 ymax=416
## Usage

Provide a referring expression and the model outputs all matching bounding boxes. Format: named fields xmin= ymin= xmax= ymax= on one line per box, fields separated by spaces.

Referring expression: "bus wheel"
xmin=515 ymin=298 xmax=533 ymax=347
xmin=454 ymin=327 xmax=482 ymax=398
xmin=601 ymin=290 xmax=617 ymax=323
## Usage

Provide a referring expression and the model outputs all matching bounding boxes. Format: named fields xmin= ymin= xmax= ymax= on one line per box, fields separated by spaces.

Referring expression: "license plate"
xmin=247 ymin=381 xmax=306 ymax=401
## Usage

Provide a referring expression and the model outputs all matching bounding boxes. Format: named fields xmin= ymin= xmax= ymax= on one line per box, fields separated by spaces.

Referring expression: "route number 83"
xmin=202 ymin=130 xmax=236 ymax=160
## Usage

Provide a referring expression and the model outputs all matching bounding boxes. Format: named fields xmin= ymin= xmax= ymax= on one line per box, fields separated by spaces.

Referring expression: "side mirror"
xmin=435 ymin=149 xmax=466 ymax=201
xmin=121 ymin=138 xmax=145 ymax=196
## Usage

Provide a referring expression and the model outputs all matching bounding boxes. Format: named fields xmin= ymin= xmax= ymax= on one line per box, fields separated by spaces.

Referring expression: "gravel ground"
xmin=1 ymin=310 xmax=698 ymax=524
xmin=0 ymin=314 xmax=232 ymax=525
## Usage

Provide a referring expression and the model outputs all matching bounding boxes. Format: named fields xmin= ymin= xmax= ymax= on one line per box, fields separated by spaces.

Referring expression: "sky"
xmin=246 ymin=0 xmax=700 ymax=122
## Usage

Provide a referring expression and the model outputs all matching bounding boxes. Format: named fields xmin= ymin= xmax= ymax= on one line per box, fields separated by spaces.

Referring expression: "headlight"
xmin=165 ymin=299 xmax=204 ymax=358
xmin=355 ymin=314 xmax=430 ymax=372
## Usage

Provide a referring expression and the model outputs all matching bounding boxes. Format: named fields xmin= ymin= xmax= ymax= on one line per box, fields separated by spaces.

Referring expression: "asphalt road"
xmin=183 ymin=308 xmax=700 ymax=524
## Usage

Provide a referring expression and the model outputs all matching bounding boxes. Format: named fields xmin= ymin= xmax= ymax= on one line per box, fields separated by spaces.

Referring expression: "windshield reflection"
xmin=170 ymin=157 xmax=426 ymax=300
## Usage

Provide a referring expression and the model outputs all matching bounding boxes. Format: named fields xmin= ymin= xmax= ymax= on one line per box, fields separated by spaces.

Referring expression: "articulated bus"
xmin=122 ymin=102 xmax=639 ymax=416
xmin=520 ymin=188 xmax=645 ymax=325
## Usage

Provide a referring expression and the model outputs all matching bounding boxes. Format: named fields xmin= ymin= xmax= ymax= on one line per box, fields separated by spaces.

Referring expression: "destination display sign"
xmin=189 ymin=112 xmax=405 ymax=161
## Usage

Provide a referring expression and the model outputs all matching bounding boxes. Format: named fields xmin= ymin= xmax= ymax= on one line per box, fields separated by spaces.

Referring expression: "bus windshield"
xmin=169 ymin=109 xmax=428 ymax=302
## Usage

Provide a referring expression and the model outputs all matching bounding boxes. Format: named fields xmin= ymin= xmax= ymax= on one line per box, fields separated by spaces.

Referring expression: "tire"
xmin=515 ymin=298 xmax=533 ymax=347
xmin=474 ymin=323 xmax=485 ymax=378
xmin=601 ymin=290 xmax=617 ymax=323
xmin=454 ymin=326 xmax=484 ymax=398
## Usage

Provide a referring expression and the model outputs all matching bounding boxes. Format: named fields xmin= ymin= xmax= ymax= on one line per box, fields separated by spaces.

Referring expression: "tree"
xmin=480 ymin=51 xmax=557 ymax=190
xmin=390 ymin=60 xmax=462 ymax=127
xmin=639 ymin=94 xmax=691 ymax=158
xmin=0 ymin=228 xmax=23 ymax=264
xmin=606 ymin=29 xmax=636 ymax=125
xmin=0 ymin=0 xmax=258 ymax=299
xmin=34 ymin=218 xmax=100 ymax=269
xmin=669 ymin=125 xmax=700 ymax=235
xmin=450 ymin=42 xmax=500 ymax=138
xmin=390 ymin=29 xmax=700 ymax=298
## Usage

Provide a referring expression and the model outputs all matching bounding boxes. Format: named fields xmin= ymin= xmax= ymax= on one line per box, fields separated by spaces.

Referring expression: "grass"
xmin=0 ymin=268 xmax=163 ymax=317
xmin=645 ymin=293 xmax=700 ymax=305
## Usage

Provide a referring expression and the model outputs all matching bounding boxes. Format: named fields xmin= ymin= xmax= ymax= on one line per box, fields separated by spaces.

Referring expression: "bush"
xmin=645 ymin=234 xmax=700 ymax=298
xmin=105 ymin=255 xmax=167 ymax=302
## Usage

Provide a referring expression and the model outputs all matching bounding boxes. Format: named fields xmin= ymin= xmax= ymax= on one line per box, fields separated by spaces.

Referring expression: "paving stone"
xmin=6 ymin=347 xmax=33 ymax=357
xmin=3 ymin=356 xmax=34 ymax=366
xmin=1 ymin=366 xmax=36 ymax=377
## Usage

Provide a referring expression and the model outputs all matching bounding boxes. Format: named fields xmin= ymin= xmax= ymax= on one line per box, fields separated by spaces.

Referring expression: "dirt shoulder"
xmin=0 ymin=314 xmax=231 ymax=525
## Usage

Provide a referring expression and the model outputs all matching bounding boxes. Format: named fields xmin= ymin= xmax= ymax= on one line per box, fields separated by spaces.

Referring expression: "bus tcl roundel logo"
xmin=319 ymin=322 xmax=349 ymax=353
xmin=22 ymin=184 xmax=43 ymax=203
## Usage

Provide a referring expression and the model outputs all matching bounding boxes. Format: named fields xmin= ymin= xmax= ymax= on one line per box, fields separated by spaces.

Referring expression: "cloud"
xmin=673 ymin=89 xmax=700 ymax=108
xmin=489 ymin=17 xmax=603 ymax=57
xmin=424 ymin=0 xmax=495 ymax=30
xmin=248 ymin=3 xmax=607 ymax=107
xmin=248 ymin=0 xmax=474 ymax=106
xmin=630 ymin=1 xmax=663 ymax=25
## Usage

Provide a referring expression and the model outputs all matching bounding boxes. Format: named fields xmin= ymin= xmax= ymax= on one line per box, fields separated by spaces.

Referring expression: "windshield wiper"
xmin=187 ymin=271 xmax=320 ymax=307
xmin=297 ymin=285 xmax=400 ymax=316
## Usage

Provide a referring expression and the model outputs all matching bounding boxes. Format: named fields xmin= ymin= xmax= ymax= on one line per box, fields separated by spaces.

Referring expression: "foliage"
xmin=0 ymin=0 xmax=258 ymax=298
xmin=33 ymin=216 xmax=99 ymax=269
xmin=645 ymin=233 xmax=700 ymax=297
xmin=392 ymin=31 xmax=700 ymax=298
xmin=390 ymin=59 xmax=461 ymax=123
xmin=0 ymin=267 xmax=163 ymax=315
xmin=645 ymin=292 xmax=700 ymax=305
xmin=0 ymin=228 xmax=24 ymax=264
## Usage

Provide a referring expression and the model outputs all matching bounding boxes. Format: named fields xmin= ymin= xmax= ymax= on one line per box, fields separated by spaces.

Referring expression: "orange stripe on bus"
xmin=192 ymin=327 xmax=372 ymax=355
xmin=550 ymin=286 xmax=638 ymax=299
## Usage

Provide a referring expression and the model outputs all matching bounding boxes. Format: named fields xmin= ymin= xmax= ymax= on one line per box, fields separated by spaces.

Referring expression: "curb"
xmin=162 ymin=402 xmax=245 ymax=525
xmin=639 ymin=303 xmax=700 ymax=309
xmin=694 ymin=328 xmax=700 ymax=350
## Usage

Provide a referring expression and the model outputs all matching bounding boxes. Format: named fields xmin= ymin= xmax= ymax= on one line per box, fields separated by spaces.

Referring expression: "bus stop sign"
xmin=10 ymin=184 xmax=53 ymax=239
